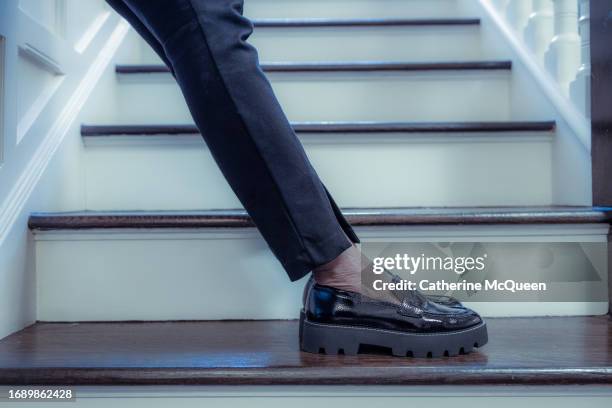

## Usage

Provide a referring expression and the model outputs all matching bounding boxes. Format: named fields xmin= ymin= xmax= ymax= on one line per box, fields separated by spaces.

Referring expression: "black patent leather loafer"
xmin=425 ymin=294 xmax=464 ymax=308
xmin=387 ymin=272 xmax=465 ymax=308
xmin=300 ymin=283 xmax=487 ymax=358
xmin=303 ymin=275 xmax=465 ymax=309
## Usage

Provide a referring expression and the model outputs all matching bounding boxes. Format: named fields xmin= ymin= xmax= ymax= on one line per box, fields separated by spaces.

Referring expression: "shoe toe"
xmin=446 ymin=307 xmax=482 ymax=330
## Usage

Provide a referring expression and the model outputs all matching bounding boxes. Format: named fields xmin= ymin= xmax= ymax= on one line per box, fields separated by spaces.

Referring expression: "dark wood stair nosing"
xmin=80 ymin=121 xmax=557 ymax=137
xmin=2 ymin=366 xmax=612 ymax=386
xmin=28 ymin=207 xmax=612 ymax=231
xmin=1 ymin=317 xmax=611 ymax=386
xmin=251 ymin=17 xmax=481 ymax=28
xmin=115 ymin=61 xmax=512 ymax=75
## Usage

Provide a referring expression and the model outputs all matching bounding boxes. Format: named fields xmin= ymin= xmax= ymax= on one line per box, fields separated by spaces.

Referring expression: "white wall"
xmin=0 ymin=0 xmax=128 ymax=339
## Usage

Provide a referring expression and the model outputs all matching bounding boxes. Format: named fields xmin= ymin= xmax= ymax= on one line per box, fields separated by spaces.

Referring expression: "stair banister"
xmin=524 ymin=0 xmax=554 ymax=65
xmin=569 ymin=0 xmax=590 ymax=117
xmin=486 ymin=0 xmax=589 ymax=116
xmin=545 ymin=0 xmax=580 ymax=96
xmin=507 ymin=0 xmax=533 ymax=40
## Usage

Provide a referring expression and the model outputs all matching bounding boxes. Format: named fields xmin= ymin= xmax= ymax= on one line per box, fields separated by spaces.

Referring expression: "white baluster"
xmin=524 ymin=0 xmax=554 ymax=65
xmin=491 ymin=0 xmax=511 ymax=17
xmin=570 ymin=0 xmax=590 ymax=117
xmin=507 ymin=0 xmax=533 ymax=40
xmin=544 ymin=0 xmax=581 ymax=95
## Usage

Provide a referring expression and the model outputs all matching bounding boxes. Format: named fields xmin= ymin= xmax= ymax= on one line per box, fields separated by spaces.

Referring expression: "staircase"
xmin=27 ymin=0 xmax=608 ymax=320
xmin=1 ymin=0 xmax=611 ymax=402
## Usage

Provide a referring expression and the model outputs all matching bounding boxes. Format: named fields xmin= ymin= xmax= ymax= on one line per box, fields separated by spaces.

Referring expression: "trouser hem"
xmin=283 ymin=227 xmax=353 ymax=282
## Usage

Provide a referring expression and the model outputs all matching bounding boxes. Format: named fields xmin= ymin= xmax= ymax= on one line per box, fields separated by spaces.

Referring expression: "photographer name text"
xmin=372 ymin=278 xmax=547 ymax=293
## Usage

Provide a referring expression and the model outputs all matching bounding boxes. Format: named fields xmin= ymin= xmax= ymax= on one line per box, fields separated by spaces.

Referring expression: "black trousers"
xmin=106 ymin=0 xmax=359 ymax=281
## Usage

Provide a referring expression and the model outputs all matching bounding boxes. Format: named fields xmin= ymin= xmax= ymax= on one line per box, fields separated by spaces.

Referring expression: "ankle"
xmin=313 ymin=271 xmax=361 ymax=293
xmin=313 ymin=244 xmax=362 ymax=293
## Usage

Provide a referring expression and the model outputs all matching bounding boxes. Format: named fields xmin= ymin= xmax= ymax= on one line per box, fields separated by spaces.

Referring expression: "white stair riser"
xmin=242 ymin=0 xmax=467 ymax=19
xmin=34 ymin=224 xmax=609 ymax=321
xmin=82 ymin=134 xmax=553 ymax=209
xmin=49 ymin=386 xmax=612 ymax=407
xmin=112 ymin=72 xmax=511 ymax=122
xmin=131 ymin=26 xmax=484 ymax=64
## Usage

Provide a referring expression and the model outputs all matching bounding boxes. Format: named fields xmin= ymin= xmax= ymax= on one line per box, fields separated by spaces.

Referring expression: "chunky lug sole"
xmin=299 ymin=311 xmax=488 ymax=358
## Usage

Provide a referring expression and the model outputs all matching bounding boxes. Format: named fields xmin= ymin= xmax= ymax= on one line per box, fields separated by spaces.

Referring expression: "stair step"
xmin=1 ymin=317 xmax=611 ymax=385
xmin=242 ymin=0 xmax=470 ymax=19
xmin=29 ymin=208 xmax=610 ymax=320
xmin=81 ymin=121 xmax=556 ymax=137
xmin=28 ymin=207 xmax=611 ymax=230
xmin=79 ymin=122 xmax=554 ymax=209
xmin=116 ymin=61 xmax=511 ymax=74
xmin=110 ymin=62 xmax=512 ymax=123
xmin=126 ymin=18 xmax=484 ymax=64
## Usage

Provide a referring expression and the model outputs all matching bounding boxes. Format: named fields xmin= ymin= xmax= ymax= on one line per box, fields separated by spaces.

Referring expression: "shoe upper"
xmin=303 ymin=273 xmax=465 ymax=309
xmin=425 ymin=294 xmax=464 ymax=308
xmin=305 ymin=283 xmax=482 ymax=333
xmin=302 ymin=275 xmax=316 ymax=307
xmin=386 ymin=271 xmax=464 ymax=308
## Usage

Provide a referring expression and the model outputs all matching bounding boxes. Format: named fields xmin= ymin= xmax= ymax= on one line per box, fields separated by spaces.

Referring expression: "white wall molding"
xmin=17 ymin=42 xmax=64 ymax=75
xmin=478 ymin=0 xmax=590 ymax=152
xmin=16 ymin=75 xmax=64 ymax=144
xmin=16 ymin=10 xmax=68 ymax=74
xmin=0 ymin=20 xmax=129 ymax=248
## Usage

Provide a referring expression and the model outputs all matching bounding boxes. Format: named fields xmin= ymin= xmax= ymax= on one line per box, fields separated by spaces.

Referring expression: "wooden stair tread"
xmin=251 ymin=17 xmax=481 ymax=27
xmin=28 ymin=207 xmax=611 ymax=230
xmin=116 ymin=61 xmax=512 ymax=74
xmin=81 ymin=121 xmax=556 ymax=137
xmin=0 ymin=317 xmax=611 ymax=385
